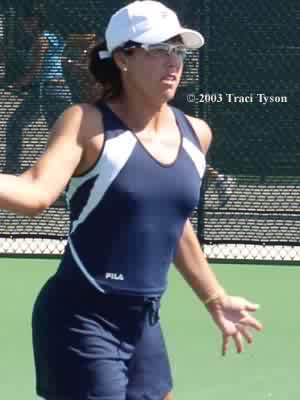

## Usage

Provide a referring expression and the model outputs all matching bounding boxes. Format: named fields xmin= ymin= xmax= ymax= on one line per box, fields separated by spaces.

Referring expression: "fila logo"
xmin=105 ymin=273 xmax=124 ymax=281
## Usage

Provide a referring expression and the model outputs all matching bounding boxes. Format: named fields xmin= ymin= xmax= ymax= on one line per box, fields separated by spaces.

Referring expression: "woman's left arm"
xmin=174 ymin=116 xmax=263 ymax=355
xmin=174 ymin=219 xmax=263 ymax=355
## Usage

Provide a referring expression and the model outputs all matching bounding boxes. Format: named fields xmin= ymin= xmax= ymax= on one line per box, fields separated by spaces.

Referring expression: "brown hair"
xmin=88 ymin=39 xmax=123 ymax=102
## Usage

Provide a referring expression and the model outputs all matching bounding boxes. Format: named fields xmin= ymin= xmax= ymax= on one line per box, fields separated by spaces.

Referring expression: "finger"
xmin=222 ymin=334 xmax=230 ymax=356
xmin=233 ymin=331 xmax=244 ymax=353
xmin=237 ymin=325 xmax=253 ymax=344
xmin=239 ymin=314 xmax=263 ymax=331
xmin=244 ymin=303 xmax=260 ymax=312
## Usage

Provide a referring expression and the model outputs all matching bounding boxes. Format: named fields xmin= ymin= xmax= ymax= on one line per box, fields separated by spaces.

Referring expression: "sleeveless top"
xmin=56 ymin=102 xmax=206 ymax=296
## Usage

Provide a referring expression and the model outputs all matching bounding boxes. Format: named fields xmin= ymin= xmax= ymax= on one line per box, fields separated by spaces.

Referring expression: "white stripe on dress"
xmin=182 ymin=137 xmax=206 ymax=178
xmin=69 ymin=237 xmax=106 ymax=293
xmin=69 ymin=130 xmax=137 ymax=234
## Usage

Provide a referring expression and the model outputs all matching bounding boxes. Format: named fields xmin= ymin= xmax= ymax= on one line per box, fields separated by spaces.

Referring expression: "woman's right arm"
xmin=0 ymin=104 xmax=94 ymax=216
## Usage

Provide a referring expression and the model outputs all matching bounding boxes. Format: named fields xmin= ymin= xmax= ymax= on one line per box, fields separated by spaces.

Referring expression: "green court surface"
xmin=0 ymin=257 xmax=299 ymax=399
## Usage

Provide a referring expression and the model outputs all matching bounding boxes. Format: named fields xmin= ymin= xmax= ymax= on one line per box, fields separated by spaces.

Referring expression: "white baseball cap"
xmin=104 ymin=0 xmax=205 ymax=56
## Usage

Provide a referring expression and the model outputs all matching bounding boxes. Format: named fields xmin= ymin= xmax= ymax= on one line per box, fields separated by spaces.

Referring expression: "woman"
xmin=1 ymin=2 xmax=262 ymax=399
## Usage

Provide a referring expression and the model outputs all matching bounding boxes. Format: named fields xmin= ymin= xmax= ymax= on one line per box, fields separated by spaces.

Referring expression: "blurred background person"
xmin=63 ymin=32 xmax=104 ymax=104
xmin=206 ymin=165 xmax=236 ymax=207
xmin=4 ymin=9 xmax=72 ymax=174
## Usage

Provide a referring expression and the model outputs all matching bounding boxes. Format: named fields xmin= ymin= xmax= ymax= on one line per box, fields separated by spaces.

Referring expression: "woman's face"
xmin=119 ymin=37 xmax=185 ymax=104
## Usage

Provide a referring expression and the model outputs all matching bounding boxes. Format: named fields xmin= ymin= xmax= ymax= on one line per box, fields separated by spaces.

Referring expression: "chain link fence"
xmin=0 ymin=0 xmax=299 ymax=261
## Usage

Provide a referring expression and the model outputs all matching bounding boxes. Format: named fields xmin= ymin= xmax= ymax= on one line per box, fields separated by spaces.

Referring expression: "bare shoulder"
xmin=185 ymin=114 xmax=213 ymax=155
xmin=55 ymin=102 xmax=104 ymax=144
xmin=55 ymin=103 xmax=105 ymax=176
xmin=61 ymin=102 xmax=103 ymax=125
xmin=20 ymin=103 xmax=105 ymax=208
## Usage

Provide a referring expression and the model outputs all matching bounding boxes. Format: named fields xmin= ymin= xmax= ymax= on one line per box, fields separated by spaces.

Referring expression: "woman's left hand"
xmin=206 ymin=295 xmax=263 ymax=355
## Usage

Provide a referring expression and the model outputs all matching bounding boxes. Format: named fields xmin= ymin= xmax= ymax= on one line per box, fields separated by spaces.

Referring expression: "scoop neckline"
xmin=101 ymin=102 xmax=183 ymax=168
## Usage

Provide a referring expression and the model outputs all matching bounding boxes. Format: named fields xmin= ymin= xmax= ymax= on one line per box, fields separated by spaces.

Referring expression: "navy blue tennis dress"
xmin=32 ymin=101 xmax=206 ymax=400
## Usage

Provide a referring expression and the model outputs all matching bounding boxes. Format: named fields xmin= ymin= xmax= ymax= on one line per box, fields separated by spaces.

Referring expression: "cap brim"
xmin=179 ymin=28 xmax=205 ymax=49
xmin=132 ymin=26 xmax=205 ymax=49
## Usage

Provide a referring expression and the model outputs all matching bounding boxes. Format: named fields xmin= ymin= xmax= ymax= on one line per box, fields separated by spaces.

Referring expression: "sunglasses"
xmin=124 ymin=43 xmax=188 ymax=61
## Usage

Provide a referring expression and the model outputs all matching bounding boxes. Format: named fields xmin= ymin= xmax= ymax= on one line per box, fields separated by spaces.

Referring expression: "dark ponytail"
xmin=88 ymin=39 xmax=123 ymax=102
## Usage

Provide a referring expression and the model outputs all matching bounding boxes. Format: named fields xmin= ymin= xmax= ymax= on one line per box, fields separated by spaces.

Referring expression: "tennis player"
xmin=0 ymin=2 xmax=262 ymax=399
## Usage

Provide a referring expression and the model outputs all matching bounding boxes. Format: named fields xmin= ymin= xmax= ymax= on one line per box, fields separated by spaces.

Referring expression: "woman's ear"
xmin=113 ymin=50 xmax=129 ymax=72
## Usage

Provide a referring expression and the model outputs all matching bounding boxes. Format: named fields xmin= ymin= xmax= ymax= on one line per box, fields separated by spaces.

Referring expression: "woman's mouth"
xmin=161 ymin=74 xmax=177 ymax=83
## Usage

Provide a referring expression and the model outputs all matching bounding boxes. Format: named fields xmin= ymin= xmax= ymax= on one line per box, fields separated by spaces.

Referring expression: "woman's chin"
xmin=162 ymin=90 xmax=176 ymax=102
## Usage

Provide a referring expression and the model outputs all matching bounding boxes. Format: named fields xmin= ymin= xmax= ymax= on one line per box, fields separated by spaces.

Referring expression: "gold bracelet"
xmin=203 ymin=290 xmax=225 ymax=305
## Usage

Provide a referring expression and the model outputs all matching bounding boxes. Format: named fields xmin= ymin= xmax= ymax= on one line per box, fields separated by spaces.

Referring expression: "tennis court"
xmin=0 ymin=1 xmax=299 ymax=398
xmin=1 ymin=257 xmax=299 ymax=399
